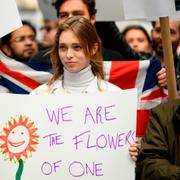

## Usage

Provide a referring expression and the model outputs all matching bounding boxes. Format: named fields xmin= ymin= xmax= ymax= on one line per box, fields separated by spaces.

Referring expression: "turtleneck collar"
xmin=63 ymin=65 xmax=95 ymax=93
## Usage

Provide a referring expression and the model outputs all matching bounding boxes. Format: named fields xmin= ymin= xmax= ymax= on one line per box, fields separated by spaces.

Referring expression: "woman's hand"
xmin=129 ymin=138 xmax=140 ymax=161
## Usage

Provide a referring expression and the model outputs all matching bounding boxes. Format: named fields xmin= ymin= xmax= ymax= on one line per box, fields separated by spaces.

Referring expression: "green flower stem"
xmin=16 ymin=159 xmax=24 ymax=180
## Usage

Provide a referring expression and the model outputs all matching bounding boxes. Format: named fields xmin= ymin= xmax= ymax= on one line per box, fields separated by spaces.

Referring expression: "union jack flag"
xmin=0 ymin=51 xmax=52 ymax=93
xmin=0 ymin=50 xmax=167 ymax=136
xmin=104 ymin=60 xmax=167 ymax=136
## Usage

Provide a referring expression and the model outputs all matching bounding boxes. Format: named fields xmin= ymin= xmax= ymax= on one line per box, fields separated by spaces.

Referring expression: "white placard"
xmin=38 ymin=0 xmax=57 ymax=20
xmin=0 ymin=0 xmax=22 ymax=38
xmin=0 ymin=89 xmax=137 ymax=180
xmin=96 ymin=0 xmax=125 ymax=21
xmin=123 ymin=0 xmax=180 ymax=20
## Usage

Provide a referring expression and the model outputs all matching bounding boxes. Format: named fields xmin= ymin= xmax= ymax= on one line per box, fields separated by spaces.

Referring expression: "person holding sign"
xmin=30 ymin=16 xmax=121 ymax=94
xmin=30 ymin=16 xmax=139 ymax=165
xmin=136 ymin=99 xmax=180 ymax=179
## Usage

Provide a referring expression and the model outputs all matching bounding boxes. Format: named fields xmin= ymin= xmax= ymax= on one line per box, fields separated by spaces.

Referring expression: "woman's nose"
xmin=66 ymin=48 xmax=73 ymax=58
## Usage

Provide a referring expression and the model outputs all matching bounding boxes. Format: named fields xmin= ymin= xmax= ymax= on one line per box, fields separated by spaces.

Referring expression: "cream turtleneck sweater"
xmin=63 ymin=65 xmax=95 ymax=93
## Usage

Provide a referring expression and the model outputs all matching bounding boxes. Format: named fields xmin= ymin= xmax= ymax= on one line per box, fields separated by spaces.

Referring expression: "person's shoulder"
xmin=151 ymin=99 xmax=180 ymax=125
xmin=30 ymin=83 xmax=49 ymax=95
xmin=153 ymin=99 xmax=180 ymax=112
xmin=30 ymin=79 xmax=63 ymax=95
xmin=29 ymin=49 xmax=51 ymax=64
xmin=102 ymin=47 xmax=125 ymax=60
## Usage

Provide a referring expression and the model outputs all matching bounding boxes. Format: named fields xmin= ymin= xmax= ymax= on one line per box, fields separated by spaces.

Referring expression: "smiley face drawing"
xmin=8 ymin=125 xmax=30 ymax=155
xmin=0 ymin=115 xmax=39 ymax=161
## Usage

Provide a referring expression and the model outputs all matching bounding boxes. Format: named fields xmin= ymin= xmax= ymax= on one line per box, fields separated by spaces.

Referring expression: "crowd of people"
xmin=1 ymin=0 xmax=180 ymax=179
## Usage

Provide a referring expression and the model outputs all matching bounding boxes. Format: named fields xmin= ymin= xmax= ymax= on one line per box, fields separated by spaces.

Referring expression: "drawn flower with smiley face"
xmin=0 ymin=115 xmax=39 ymax=180
xmin=0 ymin=115 xmax=39 ymax=161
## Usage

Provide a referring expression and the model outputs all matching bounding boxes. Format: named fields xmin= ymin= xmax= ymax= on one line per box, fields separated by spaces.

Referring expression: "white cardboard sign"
xmin=123 ymin=0 xmax=180 ymax=20
xmin=96 ymin=0 xmax=125 ymax=21
xmin=0 ymin=89 xmax=137 ymax=180
xmin=0 ymin=0 xmax=22 ymax=38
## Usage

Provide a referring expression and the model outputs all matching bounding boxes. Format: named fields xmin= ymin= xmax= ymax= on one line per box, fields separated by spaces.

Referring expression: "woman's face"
xmin=125 ymin=29 xmax=152 ymax=53
xmin=58 ymin=30 xmax=90 ymax=73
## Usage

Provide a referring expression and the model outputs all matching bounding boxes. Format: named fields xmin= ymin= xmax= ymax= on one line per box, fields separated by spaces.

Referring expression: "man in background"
xmin=1 ymin=20 xmax=38 ymax=62
xmin=39 ymin=19 xmax=58 ymax=50
xmin=29 ymin=0 xmax=125 ymax=64
xmin=151 ymin=20 xmax=180 ymax=89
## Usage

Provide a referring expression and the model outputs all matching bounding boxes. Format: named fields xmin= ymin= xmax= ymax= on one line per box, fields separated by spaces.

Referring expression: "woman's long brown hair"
xmin=48 ymin=16 xmax=104 ymax=86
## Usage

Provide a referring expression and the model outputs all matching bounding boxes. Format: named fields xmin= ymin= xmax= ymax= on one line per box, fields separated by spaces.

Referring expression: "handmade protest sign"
xmin=95 ymin=0 xmax=180 ymax=21
xmin=0 ymin=89 xmax=137 ymax=180
xmin=122 ymin=0 xmax=180 ymax=20
xmin=0 ymin=0 xmax=22 ymax=38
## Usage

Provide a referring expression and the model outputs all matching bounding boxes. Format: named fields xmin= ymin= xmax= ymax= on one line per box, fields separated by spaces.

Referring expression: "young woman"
xmin=31 ymin=16 xmax=121 ymax=94
xmin=31 ymin=16 xmax=139 ymax=162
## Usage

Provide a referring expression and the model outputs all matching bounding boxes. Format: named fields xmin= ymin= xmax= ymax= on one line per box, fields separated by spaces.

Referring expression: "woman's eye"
xmin=59 ymin=45 xmax=66 ymax=51
xmin=73 ymin=45 xmax=81 ymax=50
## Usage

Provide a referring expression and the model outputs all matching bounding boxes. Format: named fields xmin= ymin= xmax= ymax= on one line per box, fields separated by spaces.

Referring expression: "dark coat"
xmin=136 ymin=99 xmax=180 ymax=180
